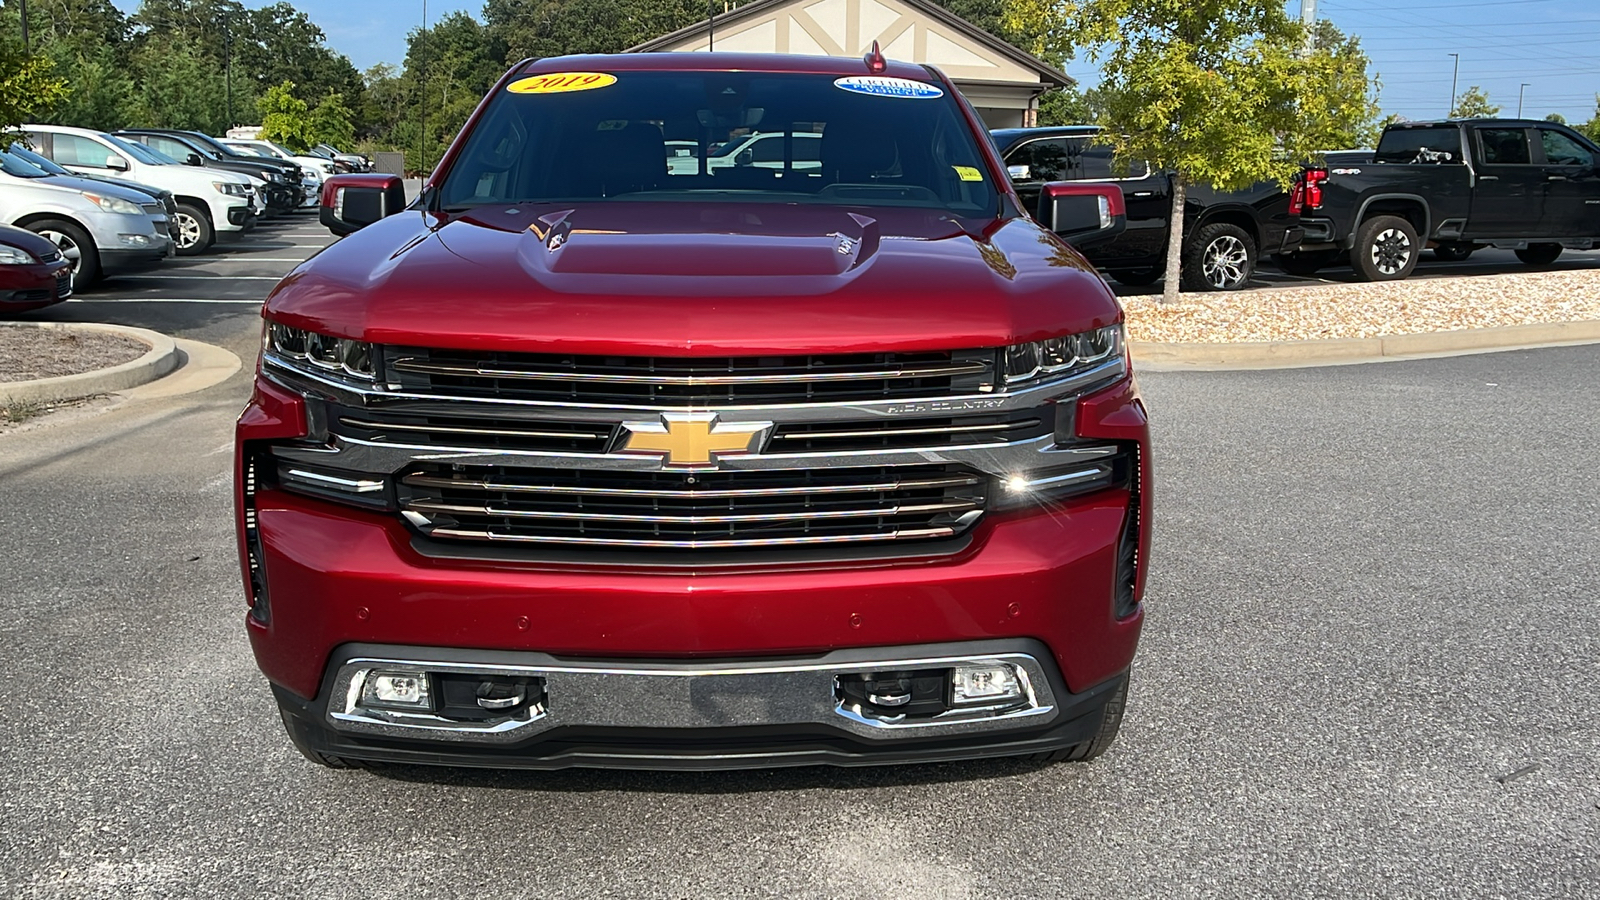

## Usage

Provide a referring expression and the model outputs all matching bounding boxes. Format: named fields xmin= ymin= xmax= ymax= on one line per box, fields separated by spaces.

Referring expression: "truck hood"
xmin=266 ymin=202 xmax=1121 ymax=356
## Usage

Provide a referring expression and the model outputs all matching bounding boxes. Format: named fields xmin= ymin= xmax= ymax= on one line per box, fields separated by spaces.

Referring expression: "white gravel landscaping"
xmin=1123 ymin=268 xmax=1600 ymax=343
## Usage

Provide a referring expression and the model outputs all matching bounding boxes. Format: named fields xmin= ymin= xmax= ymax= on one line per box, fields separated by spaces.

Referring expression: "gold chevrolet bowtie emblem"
xmin=617 ymin=413 xmax=772 ymax=468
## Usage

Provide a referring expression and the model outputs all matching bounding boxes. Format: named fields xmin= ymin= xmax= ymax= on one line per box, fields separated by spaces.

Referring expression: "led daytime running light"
xmin=267 ymin=322 xmax=376 ymax=380
xmin=1002 ymin=325 xmax=1122 ymax=385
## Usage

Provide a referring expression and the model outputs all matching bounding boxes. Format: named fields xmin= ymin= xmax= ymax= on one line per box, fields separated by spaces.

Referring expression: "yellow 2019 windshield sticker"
xmin=953 ymin=166 xmax=984 ymax=182
xmin=507 ymin=72 xmax=617 ymax=94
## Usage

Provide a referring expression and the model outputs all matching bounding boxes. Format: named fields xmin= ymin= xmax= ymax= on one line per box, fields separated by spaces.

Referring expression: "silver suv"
xmin=0 ymin=148 xmax=171 ymax=284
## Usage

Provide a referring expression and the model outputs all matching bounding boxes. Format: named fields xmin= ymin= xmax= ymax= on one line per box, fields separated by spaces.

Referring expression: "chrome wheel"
xmin=1201 ymin=235 xmax=1250 ymax=288
xmin=38 ymin=229 xmax=82 ymax=274
xmin=174 ymin=211 xmax=203 ymax=250
xmin=1370 ymin=227 xmax=1413 ymax=276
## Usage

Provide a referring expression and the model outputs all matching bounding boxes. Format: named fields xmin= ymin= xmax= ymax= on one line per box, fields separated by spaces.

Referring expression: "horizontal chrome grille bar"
xmin=390 ymin=358 xmax=988 ymax=385
xmin=772 ymin=419 xmax=1038 ymax=442
xmin=404 ymin=498 xmax=982 ymax=524
xmin=426 ymin=526 xmax=962 ymax=549
xmin=400 ymin=472 xmax=983 ymax=498
xmin=339 ymin=417 xmax=610 ymax=442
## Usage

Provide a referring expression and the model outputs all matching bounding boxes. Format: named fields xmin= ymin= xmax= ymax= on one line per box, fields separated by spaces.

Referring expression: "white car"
xmin=0 ymin=150 xmax=171 ymax=284
xmin=25 ymin=123 xmax=257 ymax=255
xmin=222 ymin=140 xmax=332 ymax=209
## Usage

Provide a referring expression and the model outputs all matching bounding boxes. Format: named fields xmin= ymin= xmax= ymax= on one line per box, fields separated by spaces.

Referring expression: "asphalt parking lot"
xmin=1 ymin=219 xmax=1597 ymax=898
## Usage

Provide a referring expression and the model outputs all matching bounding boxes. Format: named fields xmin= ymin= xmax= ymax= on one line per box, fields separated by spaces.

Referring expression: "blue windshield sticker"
xmin=833 ymin=76 xmax=944 ymax=99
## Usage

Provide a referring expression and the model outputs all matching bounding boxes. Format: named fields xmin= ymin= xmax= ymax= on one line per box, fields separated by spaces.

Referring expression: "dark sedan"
xmin=0 ymin=223 xmax=73 ymax=314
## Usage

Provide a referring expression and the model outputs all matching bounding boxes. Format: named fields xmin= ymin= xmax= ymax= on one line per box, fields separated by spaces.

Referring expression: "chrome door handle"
xmin=1478 ymin=175 xmax=1499 ymax=181
xmin=1547 ymin=175 xmax=1569 ymax=181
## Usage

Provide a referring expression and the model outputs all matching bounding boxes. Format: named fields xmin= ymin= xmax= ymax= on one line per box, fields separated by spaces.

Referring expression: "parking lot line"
xmin=170 ymin=257 xmax=314 ymax=264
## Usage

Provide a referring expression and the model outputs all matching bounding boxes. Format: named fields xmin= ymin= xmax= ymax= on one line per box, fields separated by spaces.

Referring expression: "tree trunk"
xmin=1161 ymin=173 xmax=1187 ymax=305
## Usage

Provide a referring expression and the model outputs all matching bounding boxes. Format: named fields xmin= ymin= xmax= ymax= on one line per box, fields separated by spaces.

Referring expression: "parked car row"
xmin=0 ymin=125 xmax=348 ymax=313
xmin=993 ymin=118 xmax=1600 ymax=288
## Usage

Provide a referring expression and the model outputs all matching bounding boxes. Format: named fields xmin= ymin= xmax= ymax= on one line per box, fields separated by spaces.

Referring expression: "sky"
xmin=112 ymin=1 xmax=1600 ymax=124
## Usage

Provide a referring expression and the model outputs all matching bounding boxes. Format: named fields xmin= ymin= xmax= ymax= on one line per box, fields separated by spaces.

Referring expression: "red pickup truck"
xmin=236 ymin=51 xmax=1151 ymax=770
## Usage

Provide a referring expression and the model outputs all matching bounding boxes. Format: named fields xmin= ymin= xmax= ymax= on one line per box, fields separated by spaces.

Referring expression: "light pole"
xmin=420 ymin=0 xmax=427 ymax=176
xmin=20 ymin=0 xmax=28 ymax=53
xmin=1447 ymin=53 xmax=1460 ymax=115
xmin=1518 ymin=83 xmax=1530 ymax=118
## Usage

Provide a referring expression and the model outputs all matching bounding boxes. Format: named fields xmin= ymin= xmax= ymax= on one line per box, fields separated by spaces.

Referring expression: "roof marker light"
xmin=864 ymin=40 xmax=887 ymax=74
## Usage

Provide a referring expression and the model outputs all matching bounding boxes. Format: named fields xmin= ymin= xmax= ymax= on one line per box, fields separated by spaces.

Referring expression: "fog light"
xmin=361 ymin=671 xmax=433 ymax=710
xmin=950 ymin=663 xmax=1024 ymax=707
xmin=118 ymin=233 xmax=152 ymax=247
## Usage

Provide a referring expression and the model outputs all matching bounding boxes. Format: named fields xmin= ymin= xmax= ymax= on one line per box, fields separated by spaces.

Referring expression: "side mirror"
xmin=1037 ymin=181 xmax=1126 ymax=248
xmin=736 ymin=149 xmax=754 ymax=167
xmin=1007 ymin=164 xmax=1032 ymax=181
xmin=105 ymin=155 xmax=128 ymax=171
xmin=185 ymin=153 xmax=203 ymax=166
xmin=320 ymin=173 xmax=407 ymax=236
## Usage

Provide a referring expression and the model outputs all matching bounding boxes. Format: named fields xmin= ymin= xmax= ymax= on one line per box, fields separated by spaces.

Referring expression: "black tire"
xmin=1432 ymin=242 xmax=1476 ymax=262
xmin=172 ymin=203 xmax=213 ymax=255
xmin=1108 ymin=268 xmax=1160 ymax=287
xmin=24 ymin=218 xmax=100 ymax=285
xmin=1181 ymin=223 xmax=1256 ymax=291
xmin=1028 ymin=674 xmax=1129 ymax=764
xmin=1272 ymin=249 xmax=1341 ymax=277
xmin=1351 ymin=215 xmax=1419 ymax=282
xmin=1515 ymin=243 xmax=1563 ymax=266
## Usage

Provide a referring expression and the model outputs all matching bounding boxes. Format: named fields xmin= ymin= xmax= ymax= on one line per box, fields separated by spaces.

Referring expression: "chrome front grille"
xmin=328 ymin=405 xmax=1048 ymax=455
xmin=399 ymin=464 xmax=987 ymax=550
xmin=385 ymin=348 xmax=996 ymax=407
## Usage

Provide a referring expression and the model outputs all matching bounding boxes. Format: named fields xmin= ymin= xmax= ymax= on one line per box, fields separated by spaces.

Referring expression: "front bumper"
xmin=238 ymin=368 xmax=1151 ymax=768
xmin=0 ymin=259 xmax=72 ymax=312
xmin=100 ymin=246 xmax=169 ymax=274
xmin=276 ymin=641 xmax=1127 ymax=770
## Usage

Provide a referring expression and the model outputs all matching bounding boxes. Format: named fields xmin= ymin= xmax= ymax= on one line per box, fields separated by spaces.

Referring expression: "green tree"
xmin=0 ymin=40 xmax=69 ymax=138
xmin=307 ymin=90 xmax=354 ymax=149
xmin=126 ymin=41 xmax=236 ymax=132
xmin=258 ymin=80 xmax=311 ymax=150
xmin=1037 ymin=85 xmax=1105 ymax=126
xmin=1067 ymin=1 xmax=1377 ymax=303
xmin=1544 ymin=113 xmax=1566 ymax=125
xmin=483 ymin=0 xmax=703 ymax=59
xmin=1449 ymin=86 xmax=1498 ymax=118
xmin=1579 ymin=96 xmax=1600 ymax=143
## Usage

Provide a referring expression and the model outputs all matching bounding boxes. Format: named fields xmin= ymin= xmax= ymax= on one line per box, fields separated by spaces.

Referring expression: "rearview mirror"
xmin=105 ymin=155 xmax=128 ymax=171
xmin=1037 ymin=181 xmax=1126 ymax=248
xmin=320 ymin=173 xmax=407 ymax=236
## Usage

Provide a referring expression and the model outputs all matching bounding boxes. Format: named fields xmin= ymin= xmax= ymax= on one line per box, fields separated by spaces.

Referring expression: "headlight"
xmin=0 ymin=244 xmax=38 ymax=265
xmin=82 ymin=192 xmax=144 ymax=215
xmin=1001 ymin=325 xmax=1122 ymax=387
xmin=212 ymin=181 xmax=248 ymax=196
xmin=262 ymin=171 xmax=283 ymax=183
xmin=264 ymin=321 xmax=377 ymax=382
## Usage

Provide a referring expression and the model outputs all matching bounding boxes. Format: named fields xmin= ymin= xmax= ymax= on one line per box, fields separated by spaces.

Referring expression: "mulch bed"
xmin=0 ymin=326 xmax=149 ymax=383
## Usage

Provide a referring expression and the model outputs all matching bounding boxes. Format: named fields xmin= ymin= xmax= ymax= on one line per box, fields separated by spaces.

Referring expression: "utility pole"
xmin=1300 ymin=0 xmax=1318 ymax=51
xmin=225 ymin=21 xmax=233 ymax=130
xmin=1518 ymin=83 xmax=1530 ymax=118
xmin=1447 ymin=53 xmax=1460 ymax=116
xmin=420 ymin=0 xmax=427 ymax=176
xmin=708 ymin=0 xmax=715 ymax=51
xmin=20 ymin=0 xmax=28 ymax=53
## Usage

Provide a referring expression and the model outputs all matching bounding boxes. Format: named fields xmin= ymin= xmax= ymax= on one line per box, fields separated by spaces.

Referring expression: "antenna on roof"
xmin=864 ymin=41 xmax=886 ymax=74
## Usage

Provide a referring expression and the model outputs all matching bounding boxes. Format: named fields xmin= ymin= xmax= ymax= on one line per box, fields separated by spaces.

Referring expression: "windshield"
xmin=439 ymin=70 xmax=998 ymax=213
xmin=8 ymin=143 xmax=70 ymax=175
xmin=181 ymin=134 xmax=227 ymax=159
xmin=109 ymin=135 xmax=175 ymax=165
xmin=0 ymin=149 xmax=51 ymax=178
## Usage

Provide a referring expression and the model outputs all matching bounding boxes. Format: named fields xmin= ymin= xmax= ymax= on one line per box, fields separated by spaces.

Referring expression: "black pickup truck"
xmin=1279 ymin=118 xmax=1600 ymax=280
xmin=991 ymin=126 xmax=1303 ymax=290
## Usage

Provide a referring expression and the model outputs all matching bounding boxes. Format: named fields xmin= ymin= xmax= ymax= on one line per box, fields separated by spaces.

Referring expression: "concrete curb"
xmin=0 ymin=321 xmax=179 ymax=405
xmin=1131 ymin=319 xmax=1600 ymax=371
